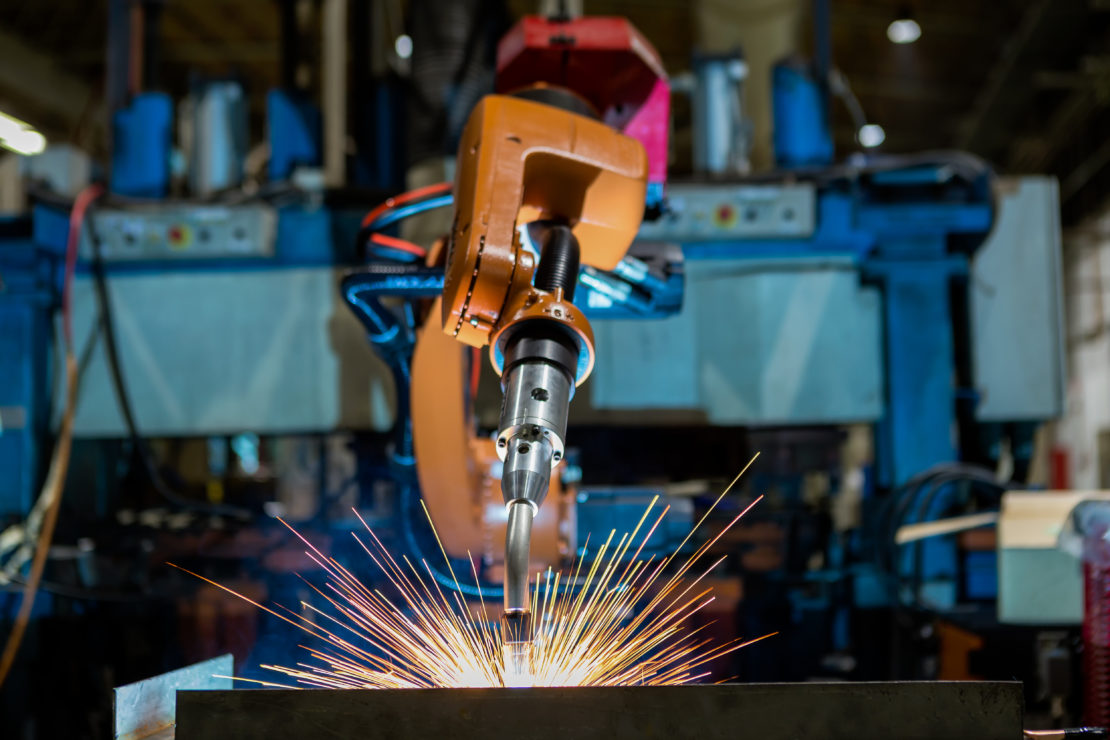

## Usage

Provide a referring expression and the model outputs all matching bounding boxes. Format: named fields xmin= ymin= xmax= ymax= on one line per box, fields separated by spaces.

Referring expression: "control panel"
xmin=639 ymin=183 xmax=816 ymax=241
xmin=80 ymin=204 xmax=277 ymax=261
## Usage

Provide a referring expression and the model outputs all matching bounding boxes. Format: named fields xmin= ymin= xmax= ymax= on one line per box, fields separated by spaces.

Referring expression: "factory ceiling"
xmin=1 ymin=0 xmax=1109 ymax=224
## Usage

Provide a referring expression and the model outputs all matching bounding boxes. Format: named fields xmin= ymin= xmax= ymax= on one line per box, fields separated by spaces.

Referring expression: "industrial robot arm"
xmin=440 ymin=91 xmax=649 ymax=671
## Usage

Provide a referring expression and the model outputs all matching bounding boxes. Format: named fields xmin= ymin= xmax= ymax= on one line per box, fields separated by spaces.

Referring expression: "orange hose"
xmin=0 ymin=353 xmax=77 ymax=687
xmin=369 ymin=232 xmax=428 ymax=258
xmin=0 ymin=183 xmax=100 ymax=688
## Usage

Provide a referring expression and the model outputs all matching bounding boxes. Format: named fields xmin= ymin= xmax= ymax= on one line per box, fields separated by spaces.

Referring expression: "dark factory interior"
xmin=2 ymin=1 xmax=1110 ymax=738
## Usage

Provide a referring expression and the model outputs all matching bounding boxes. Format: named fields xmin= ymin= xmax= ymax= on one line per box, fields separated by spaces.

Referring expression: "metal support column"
xmin=867 ymin=248 xmax=966 ymax=488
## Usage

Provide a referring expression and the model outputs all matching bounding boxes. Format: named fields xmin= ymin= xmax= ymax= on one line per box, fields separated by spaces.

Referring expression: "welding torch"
xmin=494 ymin=225 xmax=582 ymax=674
xmin=439 ymin=92 xmax=650 ymax=673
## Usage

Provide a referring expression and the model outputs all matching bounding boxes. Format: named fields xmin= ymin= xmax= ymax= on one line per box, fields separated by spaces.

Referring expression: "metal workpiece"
xmin=496 ymin=360 xmax=574 ymax=465
xmin=503 ymin=501 xmax=535 ymax=614
xmin=114 ymin=654 xmax=232 ymax=740
xmin=175 ymin=681 xmax=1024 ymax=740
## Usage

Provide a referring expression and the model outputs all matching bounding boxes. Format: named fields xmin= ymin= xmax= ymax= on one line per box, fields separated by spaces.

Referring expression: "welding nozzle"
xmin=500 ymin=606 xmax=534 ymax=683
xmin=503 ymin=500 xmax=535 ymax=614
xmin=497 ymin=360 xmax=571 ymax=614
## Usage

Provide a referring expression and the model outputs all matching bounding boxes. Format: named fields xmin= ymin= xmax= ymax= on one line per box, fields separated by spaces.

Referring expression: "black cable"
xmin=86 ymin=209 xmax=251 ymax=520
xmin=876 ymin=464 xmax=1006 ymax=612
xmin=881 ymin=463 xmax=1001 ymax=570
xmin=909 ymin=476 xmax=1002 ymax=607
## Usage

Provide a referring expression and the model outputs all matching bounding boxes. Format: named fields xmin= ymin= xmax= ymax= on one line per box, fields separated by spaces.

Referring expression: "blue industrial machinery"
xmin=111 ymin=92 xmax=173 ymax=198
xmin=603 ymin=156 xmax=1001 ymax=487
xmin=267 ymin=89 xmax=322 ymax=182
xmin=772 ymin=59 xmax=835 ymax=169
xmin=0 ymin=221 xmax=58 ymax=519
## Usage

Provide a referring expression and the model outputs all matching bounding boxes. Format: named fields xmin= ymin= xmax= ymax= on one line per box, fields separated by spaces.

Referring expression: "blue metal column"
xmin=867 ymin=245 xmax=965 ymax=488
xmin=0 ymin=231 xmax=55 ymax=517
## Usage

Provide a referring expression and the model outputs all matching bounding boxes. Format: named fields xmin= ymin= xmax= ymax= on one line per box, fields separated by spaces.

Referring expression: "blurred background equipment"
xmin=2 ymin=0 xmax=1110 ymax=736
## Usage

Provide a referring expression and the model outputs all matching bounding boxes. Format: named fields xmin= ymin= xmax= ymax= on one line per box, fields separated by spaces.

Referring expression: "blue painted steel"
xmin=675 ymin=173 xmax=991 ymax=487
xmin=0 ymin=229 xmax=55 ymax=518
xmin=772 ymin=60 xmax=833 ymax=168
xmin=865 ymin=253 xmax=965 ymax=488
xmin=351 ymin=80 xmax=405 ymax=190
xmin=856 ymin=203 xmax=992 ymax=238
xmin=274 ymin=204 xmax=336 ymax=265
xmin=575 ymin=489 xmax=693 ymax=559
xmin=111 ymin=92 xmax=173 ymax=197
xmin=267 ymin=89 xmax=322 ymax=181
xmin=965 ymin=550 xmax=998 ymax=600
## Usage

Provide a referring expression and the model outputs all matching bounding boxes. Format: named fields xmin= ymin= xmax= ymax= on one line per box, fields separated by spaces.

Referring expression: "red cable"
xmin=63 ymin=183 xmax=106 ymax=349
xmin=360 ymin=181 xmax=451 ymax=229
xmin=369 ymin=232 xmax=427 ymax=258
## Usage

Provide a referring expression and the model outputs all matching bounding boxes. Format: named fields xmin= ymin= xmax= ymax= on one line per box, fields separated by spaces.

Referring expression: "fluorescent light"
xmin=858 ymin=124 xmax=886 ymax=148
xmin=0 ymin=112 xmax=26 ymax=139
xmin=394 ymin=34 xmax=413 ymax=60
xmin=887 ymin=18 xmax=921 ymax=44
xmin=2 ymin=128 xmax=46 ymax=156
xmin=0 ymin=110 xmax=46 ymax=155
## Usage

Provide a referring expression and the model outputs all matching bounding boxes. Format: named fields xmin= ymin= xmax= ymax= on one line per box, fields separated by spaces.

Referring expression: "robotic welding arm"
xmin=440 ymin=92 xmax=649 ymax=654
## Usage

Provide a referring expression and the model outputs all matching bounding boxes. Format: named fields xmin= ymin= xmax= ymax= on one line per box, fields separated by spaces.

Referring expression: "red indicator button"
xmin=714 ymin=204 xmax=737 ymax=228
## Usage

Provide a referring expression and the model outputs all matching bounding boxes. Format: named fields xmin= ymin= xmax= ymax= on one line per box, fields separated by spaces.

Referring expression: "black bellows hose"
xmin=534 ymin=224 xmax=580 ymax=301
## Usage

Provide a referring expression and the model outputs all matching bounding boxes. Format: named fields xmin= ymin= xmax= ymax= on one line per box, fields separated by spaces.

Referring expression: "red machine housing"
xmin=496 ymin=15 xmax=670 ymax=197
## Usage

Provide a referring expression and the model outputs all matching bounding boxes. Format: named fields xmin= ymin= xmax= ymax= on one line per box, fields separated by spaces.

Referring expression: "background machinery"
xmin=0 ymin=1 xmax=1075 ymax=736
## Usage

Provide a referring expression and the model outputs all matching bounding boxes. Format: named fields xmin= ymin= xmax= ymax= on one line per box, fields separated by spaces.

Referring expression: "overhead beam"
xmin=1008 ymin=89 xmax=1098 ymax=172
xmin=1007 ymin=27 xmax=1110 ymax=173
xmin=67 ymin=43 xmax=279 ymax=65
xmin=849 ymin=79 xmax=980 ymax=105
xmin=957 ymin=0 xmax=1054 ymax=151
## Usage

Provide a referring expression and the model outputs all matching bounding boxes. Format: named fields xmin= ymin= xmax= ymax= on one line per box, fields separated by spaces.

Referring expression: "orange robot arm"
xmin=435 ymin=89 xmax=649 ymax=669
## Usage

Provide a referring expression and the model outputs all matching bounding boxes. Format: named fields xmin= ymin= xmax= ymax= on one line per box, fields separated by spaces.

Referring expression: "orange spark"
xmin=170 ymin=458 xmax=773 ymax=688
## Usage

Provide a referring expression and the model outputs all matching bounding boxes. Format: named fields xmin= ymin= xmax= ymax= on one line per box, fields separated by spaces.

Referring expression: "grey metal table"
xmin=176 ymin=681 xmax=1023 ymax=739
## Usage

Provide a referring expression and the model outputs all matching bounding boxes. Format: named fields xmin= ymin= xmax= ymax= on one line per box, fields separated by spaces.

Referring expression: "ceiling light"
xmin=0 ymin=110 xmax=47 ymax=155
xmin=0 ymin=112 xmax=26 ymax=140
xmin=1 ymin=127 xmax=46 ymax=156
xmin=394 ymin=34 xmax=413 ymax=60
xmin=858 ymin=124 xmax=886 ymax=149
xmin=887 ymin=16 xmax=921 ymax=44
xmin=7 ymin=130 xmax=47 ymax=155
